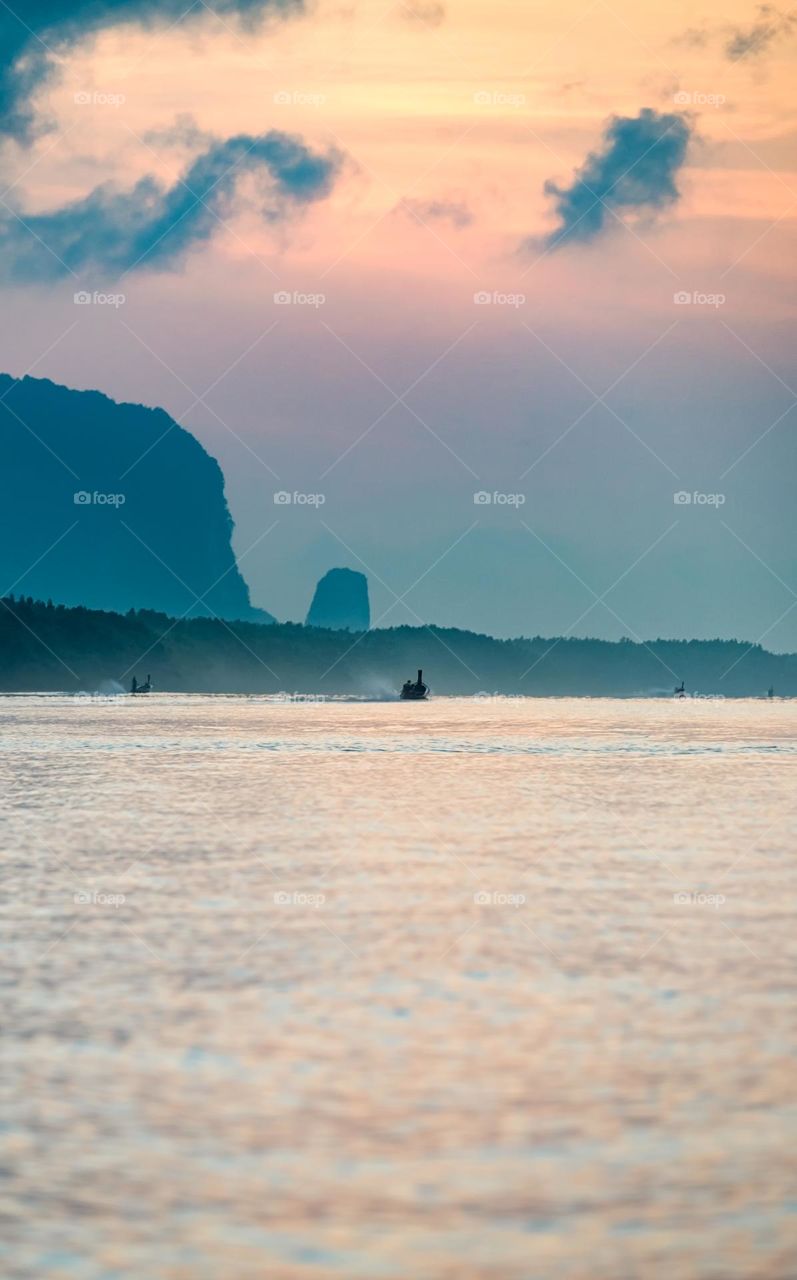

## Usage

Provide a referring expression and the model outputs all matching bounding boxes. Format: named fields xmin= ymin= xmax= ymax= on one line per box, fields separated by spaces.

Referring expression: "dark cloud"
xmin=400 ymin=2 xmax=446 ymax=27
xmin=673 ymin=27 xmax=711 ymax=50
xmin=0 ymin=130 xmax=342 ymax=281
xmin=725 ymin=4 xmax=796 ymax=59
xmin=532 ymin=108 xmax=691 ymax=251
xmin=0 ymin=0 xmax=303 ymax=142
xmin=399 ymin=197 xmax=472 ymax=227
xmin=673 ymin=6 xmax=796 ymax=60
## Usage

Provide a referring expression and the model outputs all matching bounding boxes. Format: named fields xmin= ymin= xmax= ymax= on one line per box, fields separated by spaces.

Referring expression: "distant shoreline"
xmin=1 ymin=691 xmax=792 ymax=703
xmin=2 ymin=596 xmax=794 ymax=698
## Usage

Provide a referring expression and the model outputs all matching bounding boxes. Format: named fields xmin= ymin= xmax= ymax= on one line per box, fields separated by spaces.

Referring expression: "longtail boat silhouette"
xmin=400 ymin=669 xmax=429 ymax=701
xmin=130 ymin=674 xmax=153 ymax=695
xmin=674 ymin=680 xmax=686 ymax=698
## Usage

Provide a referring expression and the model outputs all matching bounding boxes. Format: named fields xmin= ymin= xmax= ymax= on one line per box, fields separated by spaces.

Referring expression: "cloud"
xmin=143 ymin=114 xmax=216 ymax=152
xmin=399 ymin=198 xmax=472 ymax=227
xmin=724 ymin=4 xmax=796 ymax=60
xmin=673 ymin=6 xmax=796 ymax=60
xmin=0 ymin=0 xmax=304 ymax=143
xmin=673 ymin=27 xmax=711 ymax=50
xmin=0 ymin=130 xmax=342 ymax=281
xmin=400 ymin=2 xmax=446 ymax=27
xmin=532 ymin=108 xmax=691 ymax=251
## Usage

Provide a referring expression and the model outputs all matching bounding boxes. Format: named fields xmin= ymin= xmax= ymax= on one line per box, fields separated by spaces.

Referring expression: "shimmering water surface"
xmin=2 ymin=695 xmax=796 ymax=1280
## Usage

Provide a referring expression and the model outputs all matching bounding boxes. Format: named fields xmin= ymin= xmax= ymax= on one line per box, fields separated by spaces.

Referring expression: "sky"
xmin=0 ymin=0 xmax=795 ymax=646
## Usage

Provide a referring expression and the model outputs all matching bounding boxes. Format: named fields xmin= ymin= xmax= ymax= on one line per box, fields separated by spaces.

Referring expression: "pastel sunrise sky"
xmin=1 ymin=0 xmax=795 ymax=644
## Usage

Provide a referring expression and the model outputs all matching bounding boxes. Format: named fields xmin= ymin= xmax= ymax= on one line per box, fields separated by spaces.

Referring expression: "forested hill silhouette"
xmin=0 ymin=374 xmax=274 ymax=623
xmin=1 ymin=596 xmax=795 ymax=696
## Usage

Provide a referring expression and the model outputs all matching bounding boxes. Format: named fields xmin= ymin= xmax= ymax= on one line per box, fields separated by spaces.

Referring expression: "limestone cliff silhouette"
xmin=305 ymin=567 xmax=370 ymax=631
xmin=0 ymin=374 xmax=274 ymax=622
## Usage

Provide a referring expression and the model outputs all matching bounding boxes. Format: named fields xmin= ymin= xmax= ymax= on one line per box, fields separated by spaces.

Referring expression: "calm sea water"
xmin=2 ymin=694 xmax=796 ymax=1280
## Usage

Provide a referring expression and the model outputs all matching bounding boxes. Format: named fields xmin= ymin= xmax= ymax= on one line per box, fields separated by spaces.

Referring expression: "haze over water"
xmin=3 ymin=694 xmax=796 ymax=1279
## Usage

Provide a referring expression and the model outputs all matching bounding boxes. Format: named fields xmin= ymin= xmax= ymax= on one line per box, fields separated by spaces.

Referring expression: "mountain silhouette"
xmin=306 ymin=567 xmax=370 ymax=631
xmin=0 ymin=374 xmax=274 ymax=622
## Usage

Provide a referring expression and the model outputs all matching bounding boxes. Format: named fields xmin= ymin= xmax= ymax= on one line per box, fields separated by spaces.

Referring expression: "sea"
xmin=2 ymin=693 xmax=796 ymax=1279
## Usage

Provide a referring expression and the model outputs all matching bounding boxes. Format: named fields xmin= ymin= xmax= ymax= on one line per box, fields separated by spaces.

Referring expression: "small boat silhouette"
xmin=131 ymin=674 xmax=153 ymax=695
xmin=400 ymin=669 xmax=429 ymax=701
xmin=674 ymin=680 xmax=685 ymax=698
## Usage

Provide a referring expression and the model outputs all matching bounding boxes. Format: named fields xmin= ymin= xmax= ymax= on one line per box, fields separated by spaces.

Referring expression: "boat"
xmin=131 ymin=674 xmax=153 ymax=695
xmin=674 ymin=680 xmax=685 ymax=698
xmin=400 ymin=669 xmax=429 ymax=701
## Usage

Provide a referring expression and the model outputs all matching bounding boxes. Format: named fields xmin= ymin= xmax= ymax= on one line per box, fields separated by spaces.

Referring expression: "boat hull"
xmin=400 ymin=669 xmax=428 ymax=700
